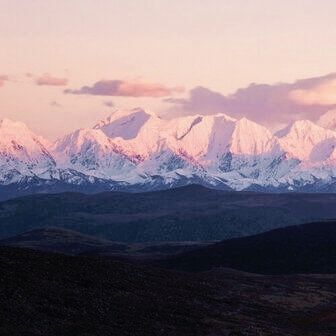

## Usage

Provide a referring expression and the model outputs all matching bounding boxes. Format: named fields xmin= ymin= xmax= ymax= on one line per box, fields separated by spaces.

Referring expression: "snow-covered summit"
xmin=317 ymin=110 xmax=336 ymax=131
xmin=52 ymin=127 xmax=138 ymax=180
xmin=278 ymin=120 xmax=336 ymax=161
xmin=2 ymin=112 xmax=336 ymax=192
xmin=0 ymin=118 xmax=55 ymax=184
xmin=93 ymin=108 xmax=155 ymax=140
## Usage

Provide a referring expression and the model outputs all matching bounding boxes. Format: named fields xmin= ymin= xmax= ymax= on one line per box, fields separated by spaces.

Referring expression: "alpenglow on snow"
xmin=2 ymin=108 xmax=336 ymax=193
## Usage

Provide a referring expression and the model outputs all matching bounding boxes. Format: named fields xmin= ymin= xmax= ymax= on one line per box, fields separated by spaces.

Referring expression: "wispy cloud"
xmin=103 ymin=100 xmax=115 ymax=107
xmin=50 ymin=101 xmax=62 ymax=108
xmin=289 ymin=78 xmax=336 ymax=106
xmin=164 ymin=73 xmax=336 ymax=127
xmin=0 ymin=75 xmax=9 ymax=87
xmin=36 ymin=74 xmax=68 ymax=86
xmin=65 ymin=80 xmax=184 ymax=97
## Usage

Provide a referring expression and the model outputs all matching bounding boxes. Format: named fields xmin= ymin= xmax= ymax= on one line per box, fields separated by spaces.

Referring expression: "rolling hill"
xmin=160 ymin=221 xmax=336 ymax=274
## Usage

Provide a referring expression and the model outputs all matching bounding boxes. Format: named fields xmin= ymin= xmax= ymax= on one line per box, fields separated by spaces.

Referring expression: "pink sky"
xmin=1 ymin=0 xmax=336 ymax=139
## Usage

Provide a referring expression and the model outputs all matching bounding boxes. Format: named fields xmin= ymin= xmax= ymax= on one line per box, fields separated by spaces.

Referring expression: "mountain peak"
xmin=94 ymin=107 xmax=149 ymax=127
xmin=0 ymin=118 xmax=54 ymax=184
xmin=317 ymin=109 xmax=336 ymax=131
xmin=93 ymin=107 xmax=154 ymax=140
xmin=282 ymin=119 xmax=334 ymax=137
xmin=0 ymin=118 xmax=31 ymax=133
xmin=276 ymin=119 xmax=334 ymax=138
xmin=53 ymin=127 xmax=113 ymax=154
xmin=230 ymin=117 xmax=278 ymax=155
xmin=278 ymin=119 xmax=336 ymax=161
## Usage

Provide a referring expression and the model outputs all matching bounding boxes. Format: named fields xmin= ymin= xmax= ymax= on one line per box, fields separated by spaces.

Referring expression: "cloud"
xmin=65 ymin=80 xmax=183 ymax=97
xmin=50 ymin=101 xmax=62 ymax=108
xmin=103 ymin=100 xmax=115 ymax=107
xmin=0 ymin=75 xmax=9 ymax=87
xmin=289 ymin=78 xmax=336 ymax=106
xmin=164 ymin=73 xmax=336 ymax=127
xmin=36 ymin=74 xmax=68 ymax=86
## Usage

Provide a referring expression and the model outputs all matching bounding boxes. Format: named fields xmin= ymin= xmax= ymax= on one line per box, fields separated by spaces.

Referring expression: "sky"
xmin=1 ymin=0 xmax=336 ymax=139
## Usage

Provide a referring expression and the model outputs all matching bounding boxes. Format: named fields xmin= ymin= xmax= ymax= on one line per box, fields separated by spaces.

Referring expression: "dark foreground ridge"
xmin=160 ymin=221 xmax=336 ymax=274
xmin=1 ymin=246 xmax=336 ymax=336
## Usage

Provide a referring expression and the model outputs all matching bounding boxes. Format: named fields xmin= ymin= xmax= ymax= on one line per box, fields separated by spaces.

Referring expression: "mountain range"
xmin=2 ymin=108 xmax=336 ymax=197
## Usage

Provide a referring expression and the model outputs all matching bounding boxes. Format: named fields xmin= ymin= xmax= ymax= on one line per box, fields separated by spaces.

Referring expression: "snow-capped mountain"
xmin=317 ymin=109 xmax=336 ymax=131
xmin=2 ymin=108 xmax=336 ymax=196
xmin=0 ymin=118 xmax=55 ymax=184
xmin=53 ymin=128 xmax=138 ymax=181
xmin=277 ymin=120 xmax=336 ymax=161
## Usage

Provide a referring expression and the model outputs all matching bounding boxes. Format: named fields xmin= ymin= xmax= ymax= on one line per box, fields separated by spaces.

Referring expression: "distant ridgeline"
xmin=1 ymin=185 xmax=336 ymax=242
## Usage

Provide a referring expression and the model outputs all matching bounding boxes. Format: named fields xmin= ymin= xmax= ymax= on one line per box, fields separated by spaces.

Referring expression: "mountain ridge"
xmin=1 ymin=186 xmax=336 ymax=241
xmin=2 ymin=109 xmax=336 ymax=195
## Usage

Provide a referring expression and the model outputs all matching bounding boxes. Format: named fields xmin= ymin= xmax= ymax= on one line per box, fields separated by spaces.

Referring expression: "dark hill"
xmin=1 ymin=247 xmax=336 ymax=335
xmin=1 ymin=186 xmax=336 ymax=242
xmin=0 ymin=227 xmax=211 ymax=259
xmin=160 ymin=221 xmax=336 ymax=274
xmin=0 ymin=227 xmax=126 ymax=255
